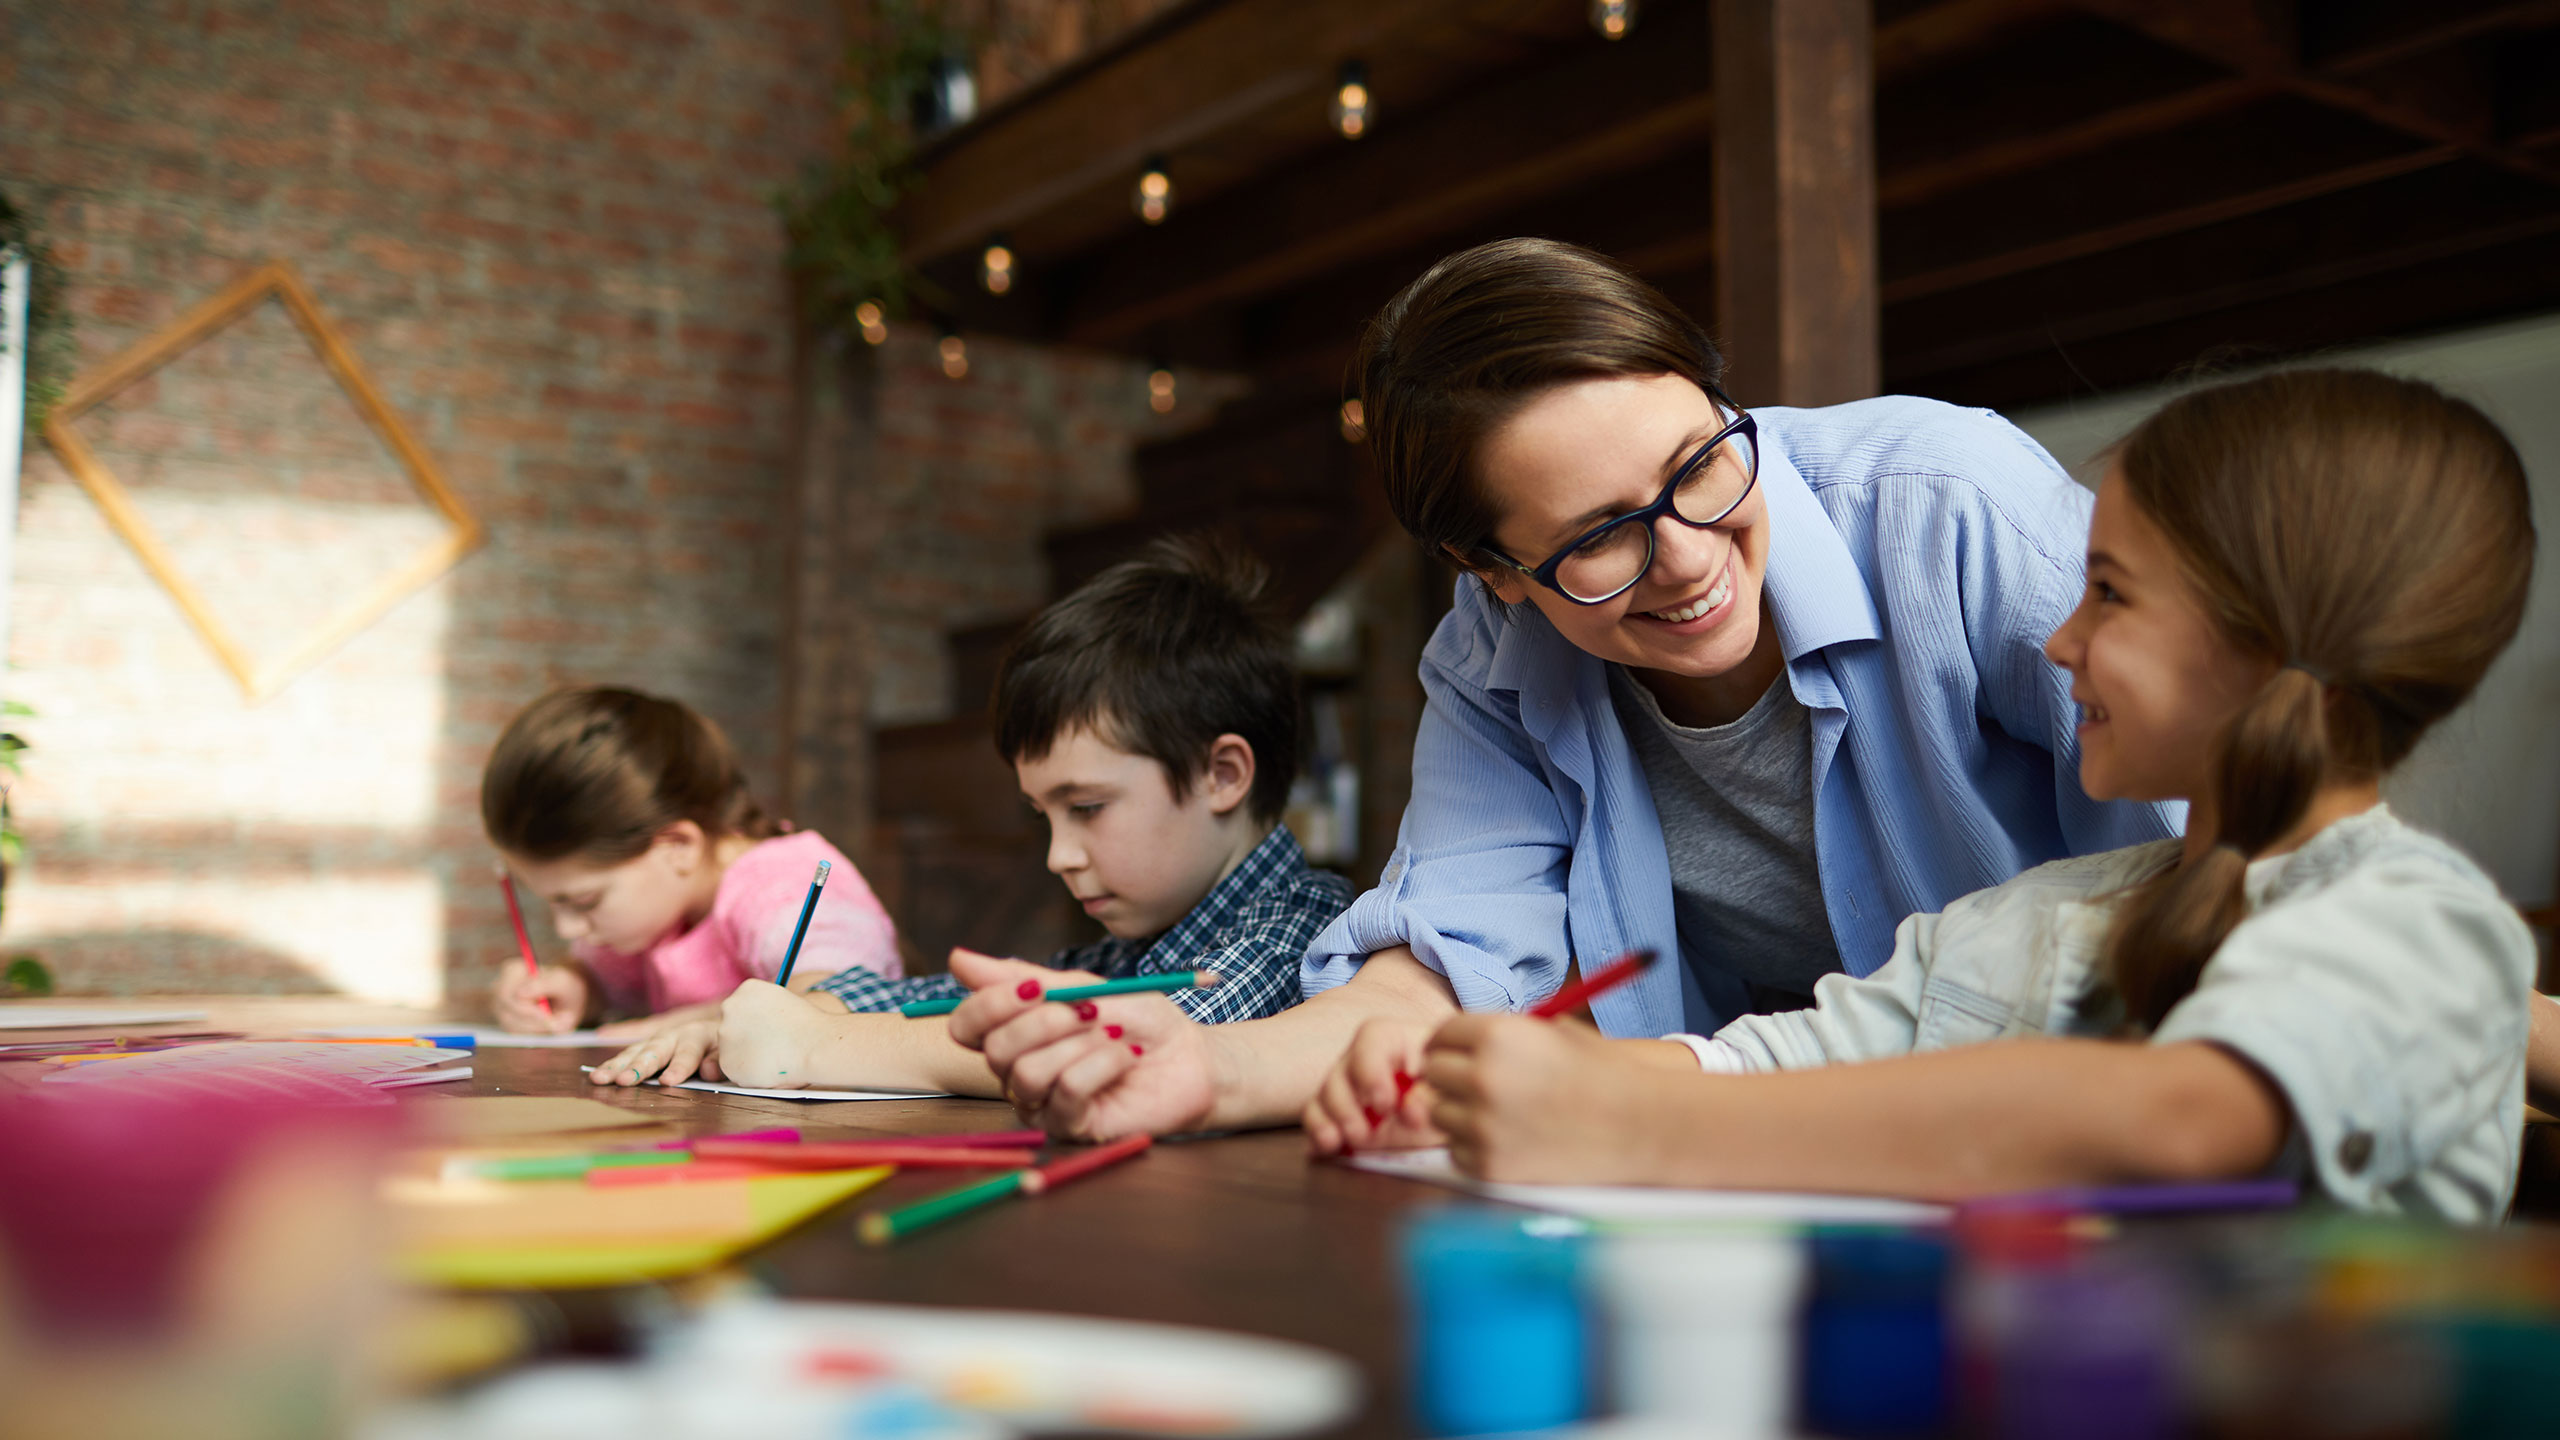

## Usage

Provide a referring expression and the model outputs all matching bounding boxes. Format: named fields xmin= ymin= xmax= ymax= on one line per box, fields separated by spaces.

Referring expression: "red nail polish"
xmin=1105 ymin=1024 xmax=1124 ymax=1039
xmin=1074 ymin=1001 xmax=1099 ymax=1021
xmin=1394 ymin=1070 xmax=1415 ymax=1097
xmin=1363 ymin=1106 xmax=1382 ymax=1126
xmin=1016 ymin=979 xmax=1042 ymax=1000
xmin=1129 ymin=1044 xmax=1145 ymax=1057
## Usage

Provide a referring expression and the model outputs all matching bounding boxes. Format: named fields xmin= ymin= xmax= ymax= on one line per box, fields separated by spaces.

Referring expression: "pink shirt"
xmin=575 ymin=830 xmax=901 ymax=1015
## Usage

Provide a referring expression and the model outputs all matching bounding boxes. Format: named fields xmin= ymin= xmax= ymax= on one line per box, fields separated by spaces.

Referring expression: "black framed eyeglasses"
xmin=1483 ymin=397 xmax=1760 ymax=605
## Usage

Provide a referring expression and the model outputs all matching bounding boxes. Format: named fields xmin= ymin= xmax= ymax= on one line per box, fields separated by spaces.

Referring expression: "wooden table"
xmin=0 ymin=1001 xmax=1442 ymax=1438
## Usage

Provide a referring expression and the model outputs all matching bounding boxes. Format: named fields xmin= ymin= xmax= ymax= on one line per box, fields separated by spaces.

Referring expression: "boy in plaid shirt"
xmin=590 ymin=537 xmax=1351 ymax=1096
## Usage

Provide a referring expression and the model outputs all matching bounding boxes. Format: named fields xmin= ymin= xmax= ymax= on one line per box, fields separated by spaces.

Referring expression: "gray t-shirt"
xmin=1607 ymin=663 xmax=1843 ymax=1012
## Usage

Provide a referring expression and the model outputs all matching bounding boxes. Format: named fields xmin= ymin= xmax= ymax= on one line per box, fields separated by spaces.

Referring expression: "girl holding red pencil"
xmin=480 ymin=687 xmax=902 ymax=1037
xmin=1411 ymin=371 xmax=2537 ymax=1221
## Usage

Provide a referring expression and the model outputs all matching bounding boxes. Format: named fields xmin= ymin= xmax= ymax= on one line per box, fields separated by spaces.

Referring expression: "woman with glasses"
xmin=948 ymin=238 xmax=2180 ymax=1146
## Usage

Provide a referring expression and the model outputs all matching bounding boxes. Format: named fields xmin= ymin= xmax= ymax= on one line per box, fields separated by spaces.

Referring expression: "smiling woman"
xmin=956 ymin=238 xmax=2184 ymax=1145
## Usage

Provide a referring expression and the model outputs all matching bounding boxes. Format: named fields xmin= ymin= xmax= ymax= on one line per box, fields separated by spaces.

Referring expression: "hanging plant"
xmin=0 ymin=188 xmax=74 ymax=434
xmin=780 ymin=1 xmax=975 ymax=335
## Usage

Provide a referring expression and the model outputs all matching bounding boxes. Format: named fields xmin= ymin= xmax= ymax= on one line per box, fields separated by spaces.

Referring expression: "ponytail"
xmin=2104 ymin=666 xmax=2330 ymax=1028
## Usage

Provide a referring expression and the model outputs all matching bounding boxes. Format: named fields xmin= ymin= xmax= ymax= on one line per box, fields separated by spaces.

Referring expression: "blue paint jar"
xmin=1400 ymin=1207 xmax=1589 ymax=1436
xmin=1800 ymin=1230 xmax=1953 ymax=1437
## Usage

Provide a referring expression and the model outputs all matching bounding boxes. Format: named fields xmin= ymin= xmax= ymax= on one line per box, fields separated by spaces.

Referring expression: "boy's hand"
xmin=493 ymin=963 xmax=588 ymax=1035
xmin=1304 ymin=1017 xmax=1443 ymax=1156
xmin=1423 ymin=1014 xmax=1660 ymax=1184
xmin=946 ymin=948 xmax=1213 ymax=1140
xmin=589 ymin=1017 xmax=722 ymax=1087
xmin=714 ymin=980 xmax=837 ymax=1089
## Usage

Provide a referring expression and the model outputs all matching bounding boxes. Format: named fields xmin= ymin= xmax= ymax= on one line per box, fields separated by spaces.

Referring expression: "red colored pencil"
xmin=1019 ymin=1133 xmax=1152 ymax=1194
xmin=496 ymin=867 xmax=553 ymax=1020
xmin=1526 ymin=948 xmax=1658 ymax=1020
xmin=692 ymin=1139 xmax=1038 ymax=1169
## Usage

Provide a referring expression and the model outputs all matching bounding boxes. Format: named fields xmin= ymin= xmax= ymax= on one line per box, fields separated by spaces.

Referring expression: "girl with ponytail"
xmin=1417 ymin=368 xmax=2539 ymax=1221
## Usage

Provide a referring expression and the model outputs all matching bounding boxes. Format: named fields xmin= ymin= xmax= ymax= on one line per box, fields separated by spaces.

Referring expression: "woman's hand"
xmin=589 ymin=1018 xmax=721 ymax=1087
xmin=945 ymin=949 xmax=1213 ymax=1140
xmin=712 ymin=980 xmax=842 ymax=1089
xmin=493 ymin=964 xmax=589 ymax=1035
xmin=1305 ymin=1017 xmax=1443 ymax=1155
xmin=1424 ymin=1014 xmax=1669 ymax=1183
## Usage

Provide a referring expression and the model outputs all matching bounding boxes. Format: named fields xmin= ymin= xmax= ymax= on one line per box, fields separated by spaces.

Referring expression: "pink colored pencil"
xmin=1020 ymin=1133 xmax=1152 ymax=1194
xmin=496 ymin=867 xmax=553 ymax=1020
xmin=692 ymin=1139 xmax=1038 ymax=1169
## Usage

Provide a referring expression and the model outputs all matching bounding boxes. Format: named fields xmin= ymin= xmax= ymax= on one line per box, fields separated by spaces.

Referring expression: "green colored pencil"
xmin=858 ymin=1170 xmax=1026 ymax=1244
xmin=897 ymin=969 xmax=1221 ymax=1019
xmin=477 ymin=1150 xmax=692 ymax=1181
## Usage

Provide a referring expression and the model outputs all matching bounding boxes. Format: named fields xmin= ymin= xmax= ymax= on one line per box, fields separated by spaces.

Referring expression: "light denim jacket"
xmin=1694 ymin=807 xmax=2532 ymax=1222
xmin=1302 ymin=396 xmax=2183 ymax=1038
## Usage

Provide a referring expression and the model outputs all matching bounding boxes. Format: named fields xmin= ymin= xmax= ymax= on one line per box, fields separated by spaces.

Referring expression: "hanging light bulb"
xmin=1339 ymin=397 xmax=1366 ymax=442
xmin=938 ymin=330 xmax=968 ymax=380
xmin=853 ymin=300 xmax=889 ymax=346
xmin=1330 ymin=60 xmax=1372 ymax=139
xmin=1148 ymin=368 xmax=1177 ymax=414
xmin=1589 ymin=0 xmax=1636 ymax=39
xmin=980 ymin=238 xmax=1015 ymax=295
xmin=1133 ymin=156 xmax=1174 ymax=225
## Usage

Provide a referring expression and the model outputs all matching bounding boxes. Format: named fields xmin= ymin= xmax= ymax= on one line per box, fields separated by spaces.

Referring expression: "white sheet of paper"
xmin=375 ymin=1063 xmax=473 ymax=1088
xmin=305 ymin=1026 xmax=619 ymax=1048
xmin=1347 ymin=1147 xmax=1949 ymax=1227
xmin=0 ymin=1006 xmax=209 ymax=1030
xmin=578 ymin=1066 xmax=948 ymax=1102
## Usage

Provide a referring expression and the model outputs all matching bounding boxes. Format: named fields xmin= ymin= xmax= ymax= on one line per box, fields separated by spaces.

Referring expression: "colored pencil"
xmin=859 ymin=1170 xmax=1026 ymax=1245
xmin=1967 ymin=1179 xmax=2300 ymax=1216
xmin=496 ymin=867 xmax=553 ymax=1020
xmin=773 ymin=859 xmax=831 ymax=988
xmin=1527 ymin=949 xmax=1657 ymax=1020
xmin=692 ymin=1138 xmax=1038 ymax=1169
xmin=589 ymin=1157 xmax=853 ymax=1188
xmin=1019 ymin=1133 xmax=1151 ymax=1194
xmin=649 ymin=1126 xmax=802 ymax=1151
xmin=897 ymin=969 xmax=1221 ymax=1019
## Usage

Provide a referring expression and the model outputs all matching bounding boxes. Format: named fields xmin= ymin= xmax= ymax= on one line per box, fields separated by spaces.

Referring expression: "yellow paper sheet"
xmin=398 ymin=1167 xmax=892 ymax=1290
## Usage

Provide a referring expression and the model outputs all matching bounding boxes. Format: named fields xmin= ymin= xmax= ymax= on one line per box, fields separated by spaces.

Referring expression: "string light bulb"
xmin=1148 ymin=368 xmax=1177 ymax=414
xmin=1339 ymin=397 xmax=1365 ymax=442
xmin=980 ymin=238 xmax=1015 ymax=295
xmin=1330 ymin=60 xmax=1372 ymax=139
xmin=938 ymin=330 xmax=968 ymax=380
xmin=1589 ymin=0 xmax=1636 ymax=39
xmin=1133 ymin=156 xmax=1174 ymax=225
xmin=854 ymin=300 xmax=888 ymax=346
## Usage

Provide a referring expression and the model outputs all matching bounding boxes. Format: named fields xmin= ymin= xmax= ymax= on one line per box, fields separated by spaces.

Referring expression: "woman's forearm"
xmin=1201 ymin=947 xmax=1463 ymax=1130
xmin=1637 ymin=1038 xmax=2287 ymax=1200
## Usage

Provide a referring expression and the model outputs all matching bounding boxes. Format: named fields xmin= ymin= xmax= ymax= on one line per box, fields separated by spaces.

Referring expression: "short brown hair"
xmin=481 ymin=687 xmax=781 ymax=863
xmin=993 ymin=535 xmax=1299 ymax=823
xmin=2101 ymin=368 xmax=2534 ymax=1028
xmin=1356 ymin=237 xmax=1726 ymax=565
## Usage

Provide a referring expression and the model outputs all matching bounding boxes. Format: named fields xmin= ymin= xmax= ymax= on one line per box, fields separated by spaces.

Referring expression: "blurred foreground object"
xmin=0 ymin=1089 xmax=393 ymax=1440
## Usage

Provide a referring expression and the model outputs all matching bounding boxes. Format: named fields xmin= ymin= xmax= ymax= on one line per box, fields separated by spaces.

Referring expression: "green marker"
xmin=478 ymin=1150 xmax=693 ymax=1181
xmin=859 ymin=1170 xmax=1026 ymax=1244
xmin=897 ymin=969 xmax=1221 ymax=1019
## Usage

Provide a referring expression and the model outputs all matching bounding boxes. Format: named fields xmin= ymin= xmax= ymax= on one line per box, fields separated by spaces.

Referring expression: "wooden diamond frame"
xmin=43 ymin=260 xmax=482 ymax=702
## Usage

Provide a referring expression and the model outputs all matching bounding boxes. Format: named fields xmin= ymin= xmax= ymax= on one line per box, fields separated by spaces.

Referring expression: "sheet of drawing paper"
xmin=40 ymin=1042 xmax=470 ymax=1105
xmin=375 ymin=1064 xmax=473 ymax=1088
xmin=577 ymin=1067 xmax=949 ymax=1102
xmin=308 ymin=1026 xmax=622 ymax=1048
xmin=0 ymin=1006 xmax=209 ymax=1030
xmin=1347 ymin=1148 xmax=1950 ymax=1227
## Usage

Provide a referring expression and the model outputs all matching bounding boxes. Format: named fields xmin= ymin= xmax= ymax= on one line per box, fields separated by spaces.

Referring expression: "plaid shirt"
xmin=812 ymin=826 xmax=1351 ymax=1024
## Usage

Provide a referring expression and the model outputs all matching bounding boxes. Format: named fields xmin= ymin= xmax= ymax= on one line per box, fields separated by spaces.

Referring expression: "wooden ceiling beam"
xmin=893 ymin=0 xmax=1456 ymax=267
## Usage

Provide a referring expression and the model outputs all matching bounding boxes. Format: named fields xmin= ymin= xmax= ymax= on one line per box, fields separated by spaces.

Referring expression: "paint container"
xmin=1974 ymin=1255 xmax=2180 ymax=1440
xmin=1400 ymin=1208 xmax=1590 ymax=1436
xmin=1593 ymin=1228 xmax=1806 ymax=1435
xmin=1800 ymin=1230 xmax=1952 ymax=1437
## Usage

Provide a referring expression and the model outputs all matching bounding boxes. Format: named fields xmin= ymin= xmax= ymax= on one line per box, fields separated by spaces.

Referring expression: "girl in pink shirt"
xmin=480 ymin=687 xmax=902 ymax=1036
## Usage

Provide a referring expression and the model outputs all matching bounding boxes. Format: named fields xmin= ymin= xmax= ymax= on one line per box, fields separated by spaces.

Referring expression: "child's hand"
xmin=1304 ymin=1017 xmax=1443 ymax=1156
xmin=945 ymin=948 xmax=1211 ymax=1140
xmin=1423 ymin=1014 xmax=1661 ymax=1184
xmin=493 ymin=964 xmax=588 ymax=1035
xmin=714 ymin=980 xmax=836 ymax=1089
xmin=589 ymin=1018 xmax=722 ymax=1087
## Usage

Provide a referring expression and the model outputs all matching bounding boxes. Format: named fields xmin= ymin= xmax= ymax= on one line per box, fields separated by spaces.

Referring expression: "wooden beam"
xmin=1050 ymin=5 xmax=1717 ymax=347
xmin=894 ymin=0 xmax=1451 ymax=266
xmin=1713 ymin=0 xmax=1880 ymax=406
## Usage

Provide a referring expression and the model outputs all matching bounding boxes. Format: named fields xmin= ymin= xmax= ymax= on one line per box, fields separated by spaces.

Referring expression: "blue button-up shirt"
xmin=1302 ymin=395 xmax=2184 ymax=1039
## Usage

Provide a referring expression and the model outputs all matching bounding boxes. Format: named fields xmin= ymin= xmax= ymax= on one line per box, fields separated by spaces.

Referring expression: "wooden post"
xmin=1712 ymin=0 xmax=1880 ymax=406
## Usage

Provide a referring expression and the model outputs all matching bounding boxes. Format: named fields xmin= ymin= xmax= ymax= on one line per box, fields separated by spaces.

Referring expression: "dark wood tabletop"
xmin=471 ymin=1044 xmax=1435 ymax=1438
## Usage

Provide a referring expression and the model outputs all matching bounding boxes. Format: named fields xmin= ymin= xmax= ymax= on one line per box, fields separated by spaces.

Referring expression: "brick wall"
xmin=0 ymin=0 xmax=843 ymax=1003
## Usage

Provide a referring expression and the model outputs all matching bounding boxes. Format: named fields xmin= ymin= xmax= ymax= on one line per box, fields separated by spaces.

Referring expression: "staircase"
xmin=867 ymin=386 xmax=1393 ymax=969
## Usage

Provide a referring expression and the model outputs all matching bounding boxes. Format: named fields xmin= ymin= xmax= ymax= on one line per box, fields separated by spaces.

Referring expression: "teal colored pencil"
xmin=897 ymin=969 xmax=1221 ymax=1019
xmin=859 ymin=1170 xmax=1026 ymax=1244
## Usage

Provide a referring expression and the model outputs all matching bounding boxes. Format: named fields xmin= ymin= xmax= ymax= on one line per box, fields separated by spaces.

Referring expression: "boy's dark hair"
xmin=994 ymin=535 xmax=1299 ymax=823
xmin=483 ymin=686 xmax=782 ymax=863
